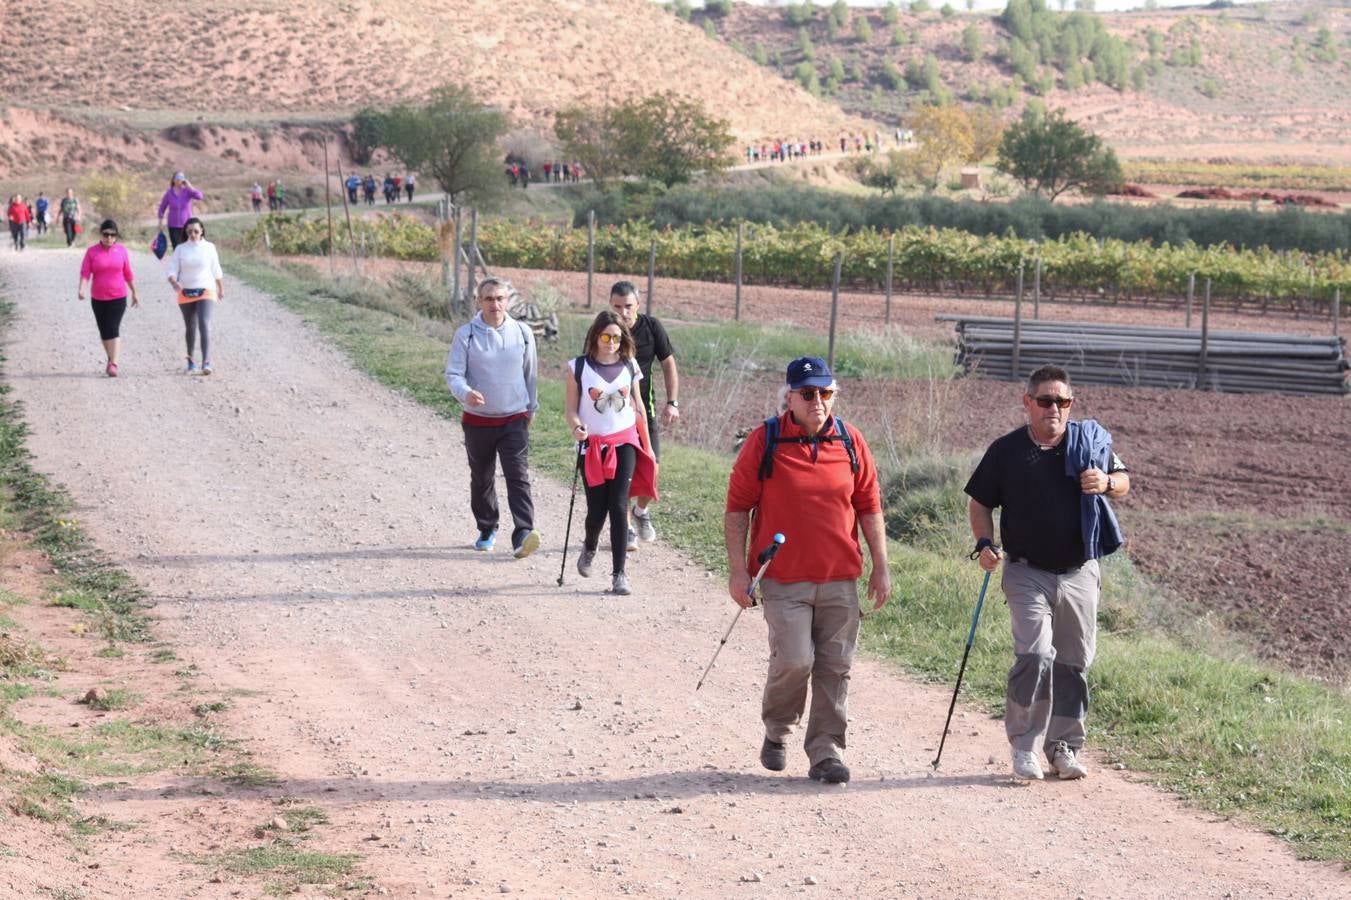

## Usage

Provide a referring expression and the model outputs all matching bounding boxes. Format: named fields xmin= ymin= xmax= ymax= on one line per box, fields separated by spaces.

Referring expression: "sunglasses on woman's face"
xmin=598 ymin=333 xmax=622 ymax=345
xmin=796 ymin=388 xmax=835 ymax=402
xmin=100 ymin=232 xmax=118 ymax=239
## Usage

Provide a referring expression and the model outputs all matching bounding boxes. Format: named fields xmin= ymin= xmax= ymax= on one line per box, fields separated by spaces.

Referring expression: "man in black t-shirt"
xmin=609 ymin=282 xmax=679 ymax=547
xmin=964 ymin=365 xmax=1130 ymax=783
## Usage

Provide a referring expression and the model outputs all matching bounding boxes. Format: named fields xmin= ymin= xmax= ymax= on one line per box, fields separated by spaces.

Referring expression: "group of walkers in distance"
xmin=62 ymin=170 xmax=225 ymax=379
xmin=343 ymin=172 xmax=417 ymax=206
xmin=444 ymin=273 xmax=1130 ymax=786
xmin=744 ymin=128 xmax=915 ymax=164
xmin=7 ymin=189 xmax=83 ymax=250
xmin=505 ymin=159 xmax=581 ymax=188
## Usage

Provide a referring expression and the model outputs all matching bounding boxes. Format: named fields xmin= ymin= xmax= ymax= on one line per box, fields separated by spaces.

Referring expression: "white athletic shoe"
xmin=1012 ymin=749 xmax=1044 ymax=781
xmin=1050 ymin=741 xmax=1088 ymax=780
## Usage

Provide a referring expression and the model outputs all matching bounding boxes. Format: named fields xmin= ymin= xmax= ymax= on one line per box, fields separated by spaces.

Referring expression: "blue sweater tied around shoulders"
xmin=1063 ymin=419 xmax=1124 ymax=560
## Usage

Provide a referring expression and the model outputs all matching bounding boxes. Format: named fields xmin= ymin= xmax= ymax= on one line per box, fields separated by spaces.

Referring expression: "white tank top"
xmin=573 ymin=356 xmax=642 ymax=436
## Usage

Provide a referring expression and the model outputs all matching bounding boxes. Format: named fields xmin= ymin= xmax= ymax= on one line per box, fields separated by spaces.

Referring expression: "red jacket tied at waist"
xmin=582 ymin=424 xmax=659 ymax=500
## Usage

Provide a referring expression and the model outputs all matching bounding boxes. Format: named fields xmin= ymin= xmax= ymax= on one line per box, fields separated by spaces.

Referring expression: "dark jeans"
xmin=583 ymin=443 xmax=636 ymax=575
xmin=168 ymin=226 xmax=187 ymax=249
xmin=9 ymin=222 xmax=24 ymax=250
xmin=63 ymin=218 xmax=77 ymax=246
xmin=463 ymin=417 xmax=534 ymax=541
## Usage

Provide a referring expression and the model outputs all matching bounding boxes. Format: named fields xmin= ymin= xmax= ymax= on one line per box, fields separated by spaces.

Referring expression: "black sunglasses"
xmin=1032 ymin=395 xmax=1073 ymax=409
xmin=100 ymin=231 xmax=118 ymax=238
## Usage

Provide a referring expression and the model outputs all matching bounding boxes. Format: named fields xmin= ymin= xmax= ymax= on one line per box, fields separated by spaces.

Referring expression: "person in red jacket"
xmin=7 ymin=194 xmax=32 ymax=251
xmin=724 ymin=357 xmax=891 ymax=785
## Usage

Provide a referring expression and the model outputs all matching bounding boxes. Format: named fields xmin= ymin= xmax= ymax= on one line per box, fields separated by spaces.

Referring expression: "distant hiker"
xmin=250 ymin=182 xmax=264 ymax=213
xmin=157 ymin=172 xmax=204 ymax=250
xmin=382 ymin=173 xmax=396 ymax=204
xmin=58 ymin=188 xmax=82 ymax=247
xmin=445 ymin=278 xmax=542 ymax=560
xmin=362 ymin=174 xmax=376 ymax=205
xmin=345 ymin=173 xmax=361 ymax=205
xmin=965 ymin=365 xmax=1130 ymax=782
xmin=552 ymin=160 xmax=562 ymax=183
xmin=561 ymin=163 xmax=571 ymax=182
xmin=542 ymin=161 xmax=552 ymax=182
xmin=266 ymin=181 xmax=277 ymax=211
xmin=77 ymin=219 xmax=138 ymax=378
xmin=571 ymin=161 xmax=581 ymax=183
xmin=607 ymin=281 xmax=678 ymax=549
xmin=404 ymin=171 xmax=416 ymax=202
xmin=7 ymin=194 xmax=31 ymax=251
xmin=165 ymin=217 xmax=224 ymax=376
xmin=273 ymin=180 xmax=286 ymax=210
xmin=520 ymin=165 xmax=530 ymax=189
xmin=725 ymin=357 xmax=890 ymax=785
xmin=565 ymin=311 xmax=657 ymax=597
xmin=34 ymin=193 xmax=49 ymax=235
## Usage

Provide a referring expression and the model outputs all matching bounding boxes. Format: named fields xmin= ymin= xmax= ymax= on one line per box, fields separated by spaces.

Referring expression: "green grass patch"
xmin=198 ymin=844 xmax=359 ymax=895
xmin=79 ymin=688 xmax=139 ymax=711
xmin=193 ymin=700 xmax=231 ymax=717
xmin=150 ymin=647 xmax=179 ymax=663
xmin=231 ymin=253 xmax=1351 ymax=866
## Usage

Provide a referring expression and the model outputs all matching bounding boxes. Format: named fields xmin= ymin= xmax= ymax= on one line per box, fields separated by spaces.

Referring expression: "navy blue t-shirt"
xmin=964 ymin=426 xmax=1126 ymax=572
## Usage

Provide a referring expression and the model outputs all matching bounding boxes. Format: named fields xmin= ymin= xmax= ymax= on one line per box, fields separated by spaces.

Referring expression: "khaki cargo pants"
xmin=760 ymin=578 xmax=860 ymax=766
xmin=1002 ymin=559 xmax=1099 ymax=759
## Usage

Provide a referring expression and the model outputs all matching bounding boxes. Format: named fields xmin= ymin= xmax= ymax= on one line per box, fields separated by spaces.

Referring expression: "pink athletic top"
xmin=79 ymin=243 xmax=134 ymax=301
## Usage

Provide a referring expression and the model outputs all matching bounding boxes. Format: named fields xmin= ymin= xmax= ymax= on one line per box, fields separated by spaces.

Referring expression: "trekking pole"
xmin=931 ymin=564 xmax=994 ymax=770
xmin=556 ymin=443 xmax=585 ymax=587
xmin=695 ymin=533 xmax=785 ymax=691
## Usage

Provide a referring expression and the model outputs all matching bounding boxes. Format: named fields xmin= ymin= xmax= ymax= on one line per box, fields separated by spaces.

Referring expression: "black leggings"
xmin=91 ymin=298 xmax=128 ymax=340
xmin=8 ymin=222 xmax=24 ymax=250
xmin=583 ymin=443 xmax=636 ymax=575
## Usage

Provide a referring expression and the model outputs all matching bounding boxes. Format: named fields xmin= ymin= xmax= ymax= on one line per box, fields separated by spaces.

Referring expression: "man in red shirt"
xmin=724 ymin=357 xmax=891 ymax=784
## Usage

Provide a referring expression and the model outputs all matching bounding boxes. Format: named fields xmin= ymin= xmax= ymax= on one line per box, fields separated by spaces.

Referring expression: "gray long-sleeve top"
xmin=445 ymin=312 xmax=538 ymax=417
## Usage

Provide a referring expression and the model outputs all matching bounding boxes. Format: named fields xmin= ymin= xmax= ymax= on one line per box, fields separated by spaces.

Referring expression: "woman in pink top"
xmin=77 ymin=219 xmax=139 ymax=378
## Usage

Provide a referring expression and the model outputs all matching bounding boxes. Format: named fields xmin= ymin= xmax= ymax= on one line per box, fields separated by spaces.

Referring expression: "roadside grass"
xmin=195 ymin=844 xmax=363 ymax=897
xmin=233 ymin=254 xmax=1351 ymax=866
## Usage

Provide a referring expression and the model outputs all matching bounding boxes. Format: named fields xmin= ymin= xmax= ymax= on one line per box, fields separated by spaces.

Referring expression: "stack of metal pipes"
xmin=937 ymin=316 xmax=1349 ymax=396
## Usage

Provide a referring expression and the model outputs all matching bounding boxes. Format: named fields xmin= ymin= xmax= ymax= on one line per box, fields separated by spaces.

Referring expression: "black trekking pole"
xmin=695 ymin=533 xmax=785 ymax=691
xmin=556 ymin=442 xmax=585 ymax=587
xmin=931 ymin=565 xmax=994 ymax=770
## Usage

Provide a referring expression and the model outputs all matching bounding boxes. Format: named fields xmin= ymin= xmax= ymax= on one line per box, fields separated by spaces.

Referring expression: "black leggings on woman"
xmin=583 ymin=442 xmax=636 ymax=575
xmin=91 ymin=298 xmax=128 ymax=340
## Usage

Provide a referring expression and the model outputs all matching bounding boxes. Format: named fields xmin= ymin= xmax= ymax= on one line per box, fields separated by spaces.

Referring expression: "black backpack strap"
xmin=757 ymin=416 xmax=780 ymax=480
xmin=834 ymin=416 xmax=859 ymax=474
xmin=573 ymin=356 xmax=585 ymax=387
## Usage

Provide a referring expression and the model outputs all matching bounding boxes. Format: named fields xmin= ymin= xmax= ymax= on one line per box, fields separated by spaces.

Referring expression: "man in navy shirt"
xmin=965 ymin=365 xmax=1129 ymax=782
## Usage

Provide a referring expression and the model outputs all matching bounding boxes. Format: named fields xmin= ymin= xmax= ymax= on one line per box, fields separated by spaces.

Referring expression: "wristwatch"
xmin=667 ymin=400 xmax=679 ymax=408
xmin=1106 ymin=475 xmax=1116 ymax=494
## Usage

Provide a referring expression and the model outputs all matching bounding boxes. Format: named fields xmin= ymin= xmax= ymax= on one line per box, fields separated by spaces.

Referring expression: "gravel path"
xmin=2 ymin=247 xmax=1347 ymax=898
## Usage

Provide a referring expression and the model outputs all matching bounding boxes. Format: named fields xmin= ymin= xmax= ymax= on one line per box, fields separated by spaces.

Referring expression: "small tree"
xmin=962 ymin=23 xmax=983 ymax=62
xmin=378 ymin=83 xmax=508 ymax=206
xmin=995 ymin=108 xmax=1123 ymax=201
xmin=350 ymin=107 xmax=386 ymax=166
xmin=555 ymin=92 xmax=734 ymax=191
xmin=908 ymin=105 xmax=974 ymax=190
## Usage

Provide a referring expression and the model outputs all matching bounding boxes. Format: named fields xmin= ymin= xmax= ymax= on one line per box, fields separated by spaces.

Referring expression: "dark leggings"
xmin=63 ymin=218 xmax=77 ymax=246
xmin=9 ymin=222 xmax=24 ymax=250
xmin=91 ymin=298 xmax=128 ymax=341
xmin=168 ymin=226 xmax=186 ymax=249
xmin=179 ymin=299 xmax=214 ymax=361
xmin=583 ymin=443 xmax=636 ymax=575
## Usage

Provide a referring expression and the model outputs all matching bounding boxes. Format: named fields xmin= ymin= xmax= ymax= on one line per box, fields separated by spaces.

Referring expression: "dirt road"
xmin=2 ymin=247 xmax=1347 ymax=898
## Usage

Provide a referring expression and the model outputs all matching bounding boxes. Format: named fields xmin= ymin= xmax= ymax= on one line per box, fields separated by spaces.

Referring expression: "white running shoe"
xmin=1012 ymin=749 xmax=1044 ymax=781
xmin=1050 ymin=741 xmax=1088 ymax=780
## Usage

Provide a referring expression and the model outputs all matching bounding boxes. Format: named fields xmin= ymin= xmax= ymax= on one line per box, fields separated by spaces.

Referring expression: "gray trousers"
xmin=180 ymin=299 xmax=214 ymax=362
xmin=760 ymin=578 xmax=860 ymax=766
xmin=1002 ymin=559 xmax=1099 ymax=758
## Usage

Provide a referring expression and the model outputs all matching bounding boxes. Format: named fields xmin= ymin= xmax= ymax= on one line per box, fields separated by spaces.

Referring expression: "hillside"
xmin=698 ymin=0 xmax=1351 ymax=164
xmin=0 ymin=0 xmax=861 ymax=179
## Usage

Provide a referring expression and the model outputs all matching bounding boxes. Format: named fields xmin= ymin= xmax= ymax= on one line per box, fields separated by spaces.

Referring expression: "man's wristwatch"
xmin=1106 ymin=475 xmax=1116 ymax=494
xmin=667 ymin=400 xmax=679 ymax=408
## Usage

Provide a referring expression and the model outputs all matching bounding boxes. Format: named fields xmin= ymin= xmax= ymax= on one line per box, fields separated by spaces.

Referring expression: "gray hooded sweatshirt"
xmin=445 ymin=312 xmax=538 ymax=418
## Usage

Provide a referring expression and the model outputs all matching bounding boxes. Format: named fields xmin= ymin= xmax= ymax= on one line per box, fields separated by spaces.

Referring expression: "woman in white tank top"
xmin=564 ymin=311 xmax=658 ymax=596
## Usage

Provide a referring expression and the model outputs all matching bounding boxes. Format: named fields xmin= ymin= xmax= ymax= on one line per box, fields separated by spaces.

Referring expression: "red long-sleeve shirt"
xmin=726 ymin=413 xmax=881 ymax=584
xmin=7 ymin=202 xmax=31 ymax=224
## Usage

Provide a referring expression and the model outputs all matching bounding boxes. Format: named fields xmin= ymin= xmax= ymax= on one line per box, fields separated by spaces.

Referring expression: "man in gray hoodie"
xmin=445 ymin=279 xmax=541 ymax=558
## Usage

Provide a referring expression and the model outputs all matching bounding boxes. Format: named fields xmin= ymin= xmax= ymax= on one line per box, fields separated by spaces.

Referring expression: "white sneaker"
xmin=1050 ymin=741 xmax=1088 ymax=780
xmin=626 ymin=527 xmax=638 ymax=552
xmin=1011 ymin=749 xmax=1044 ymax=781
